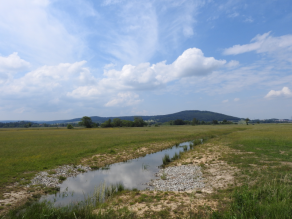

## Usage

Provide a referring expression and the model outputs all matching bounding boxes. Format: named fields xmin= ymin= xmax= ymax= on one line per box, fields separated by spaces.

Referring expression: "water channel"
xmin=41 ymin=140 xmax=199 ymax=206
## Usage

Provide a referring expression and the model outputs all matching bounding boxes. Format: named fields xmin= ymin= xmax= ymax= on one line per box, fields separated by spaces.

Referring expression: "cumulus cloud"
xmin=226 ymin=60 xmax=239 ymax=68
xmin=0 ymin=61 xmax=88 ymax=97
xmin=223 ymin=32 xmax=292 ymax=62
xmin=222 ymin=99 xmax=229 ymax=103
xmin=0 ymin=53 xmax=30 ymax=85
xmin=265 ymin=87 xmax=292 ymax=99
xmin=0 ymin=52 xmax=30 ymax=73
xmin=105 ymin=92 xmax=142 ymax=107
xmin=0 ymin=47 xmax=225 ymax=112
xmin=234 ymin=98 xmax=240 ymax=102
xmin=67 ymin=86 xmax=101 ymax=99
xmin=172 ymin=48 xmax=226 ymax=77
xmin=96 ymin=48 xmax=226 ymax=93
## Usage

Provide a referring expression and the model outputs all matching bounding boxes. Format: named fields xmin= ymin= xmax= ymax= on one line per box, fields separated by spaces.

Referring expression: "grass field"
xmin=0 ymin=125 xmax=244 ymax=193
xmin=1 ymin=124 xmax=292 ymax=218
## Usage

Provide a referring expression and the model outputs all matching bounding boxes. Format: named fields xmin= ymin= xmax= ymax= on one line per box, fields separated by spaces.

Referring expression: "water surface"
xmin=41 ymin=141 xmax=195 ymax=206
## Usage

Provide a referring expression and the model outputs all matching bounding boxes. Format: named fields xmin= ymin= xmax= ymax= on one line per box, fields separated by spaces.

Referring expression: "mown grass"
xmin=204 ymin=124 xmax=292 ymax=219
xmin=0 ymin=125 xmax=244 ymax=192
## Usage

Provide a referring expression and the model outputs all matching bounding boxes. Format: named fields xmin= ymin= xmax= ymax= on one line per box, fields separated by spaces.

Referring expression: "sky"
xmin=0 ymin=0 xmax=292 ymax=121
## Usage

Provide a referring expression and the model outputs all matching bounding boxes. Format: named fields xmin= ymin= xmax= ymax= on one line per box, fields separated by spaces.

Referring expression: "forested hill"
xmin=43 ymin=110 xmax=241 ymax=124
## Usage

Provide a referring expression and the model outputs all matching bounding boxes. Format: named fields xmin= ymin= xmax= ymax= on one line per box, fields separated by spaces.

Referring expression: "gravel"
xmin=146 ymin=165 xmax=204 ymax=191
xmin=28 ymin=165 xmax=91 ymax=188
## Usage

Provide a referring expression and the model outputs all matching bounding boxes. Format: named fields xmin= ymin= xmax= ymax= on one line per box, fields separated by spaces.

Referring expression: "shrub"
xmin=67 ymin=124 xmax=74 ymax=129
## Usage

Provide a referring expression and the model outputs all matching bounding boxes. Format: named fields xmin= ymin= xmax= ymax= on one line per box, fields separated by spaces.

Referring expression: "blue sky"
xmin=0 ymin=0 xmax=292 ymax=120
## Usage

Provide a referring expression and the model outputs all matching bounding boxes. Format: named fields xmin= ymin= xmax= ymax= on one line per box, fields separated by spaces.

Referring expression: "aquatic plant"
xmin=162 ymin=154 xmax=171 ymax=165
xmin=189 ymin=143 xmax=194 ymax=149
xmin=183 ymin=145 xmax=188 ymax=151
xmin=193 ymin=139 xmax=202 ymax=146
xmin=171 ymin=152 xmax=180 ymax=161
xmin=58 ymin=176 xmax=67 ymax=181
xmin=142 ymin=163 xmax=149 ymax=171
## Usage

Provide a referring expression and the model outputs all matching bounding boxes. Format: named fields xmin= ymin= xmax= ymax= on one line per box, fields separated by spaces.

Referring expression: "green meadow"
xmin=1 ymin=124 xmax=292 ymax=218
xmin=0 ymin=125 xmax=243 ymax=191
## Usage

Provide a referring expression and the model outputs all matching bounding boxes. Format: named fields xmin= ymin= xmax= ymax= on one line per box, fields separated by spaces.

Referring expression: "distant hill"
xmin=40 ymin=110 xmax=241 ymax=124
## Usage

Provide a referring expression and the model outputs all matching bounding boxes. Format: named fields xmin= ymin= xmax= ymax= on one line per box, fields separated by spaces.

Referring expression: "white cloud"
xmin=226 ymin=60 xmax=239 ymax=68
xmin=228 ymin=12 xmax=239 ymax=18
xmin=67 ymin=86 xmax=101 ymax=99
xmin=265 ymin=87 xmax=292 ymax=99
xmin=222 ymin=99 xmax=229 ymax=103
xmin=94 ymin=47 xmax=226 ymax=93
xmin=0 ymin=52 xmax=30 ymax=73
xmin=98 ymin=1 xmax=159 ymax=65
xmin=172 ymin=48 xmax=226 ymax=77
xmin=68 ymin=47 xmax=225 ymax=100
xmin=244 ymin=17 xmax=254 ymax=23
xmin=105 ymin=92 xmax=142 ymax=107
xmin=104 ymin=63 xmax=116 ymax=69
xmin=234 ymin=98 xmax=240 ymax=102
xmin=0 ymin=61 xmax=88 ymax=97
xmin=0 ymin=47 xmax=225 ymax=112
xmin=102 ymin=0 xmax=123 ymax=6
xmin=0 ymin=1 xmax=82 ymax=65
xmin=223 ymin=32 xmax=292 ymax=62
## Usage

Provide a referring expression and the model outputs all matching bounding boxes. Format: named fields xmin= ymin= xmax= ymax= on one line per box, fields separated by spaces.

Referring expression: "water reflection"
xmin=41 ymin=141 xmax=195 ymax=206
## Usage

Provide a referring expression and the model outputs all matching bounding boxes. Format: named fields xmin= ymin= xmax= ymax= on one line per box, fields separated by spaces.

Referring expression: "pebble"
xmin=28 ymin=165 xmax=91 ymax=188
xmin=146 ymin=165 xmax=205 ymax=191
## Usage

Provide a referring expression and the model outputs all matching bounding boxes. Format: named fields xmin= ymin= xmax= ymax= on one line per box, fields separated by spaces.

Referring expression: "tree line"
xmin=77 ymin=116 xmax=147 ymax=128
xmin=0 ymin=117 xmax=246 ymax=129
xmin=168 ymin=118 xmax=234 ymax=125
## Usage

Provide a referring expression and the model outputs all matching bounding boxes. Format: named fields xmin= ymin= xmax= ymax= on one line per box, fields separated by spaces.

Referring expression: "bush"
xmin=67 ymin=124 xmax=74 ymax=129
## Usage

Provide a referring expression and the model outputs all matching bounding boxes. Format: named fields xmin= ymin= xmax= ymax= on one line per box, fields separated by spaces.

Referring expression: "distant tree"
xmin=212 ymin=120 xmax=218 ymax=125
xmin=133 ymin=117 xmax=147 ymax=127
xmin=101 ymin=119 xmax=112 ymax=128
xmin=79 ymin=116 xmax=93 ymax=128
xmin=112 ymin=118 xmax=122 ymax=127
xmin=192 ymin=118 xmax=199 ymax=125
xmin=245 ymin=118 xmax=250 ymax=125
xmin=173 ymin=119 xmax=185 ymax=125
xmin=67 ymin=124 xmax=74 ymax=129
xmin=122 ymin=120 xmax=133 ymax=127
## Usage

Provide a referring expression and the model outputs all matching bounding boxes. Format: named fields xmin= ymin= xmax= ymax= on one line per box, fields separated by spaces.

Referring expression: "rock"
xmin=28 ymin=165 xmax=91 ymax=188
xmin=146 ymin=165 xmax=205 ymax=191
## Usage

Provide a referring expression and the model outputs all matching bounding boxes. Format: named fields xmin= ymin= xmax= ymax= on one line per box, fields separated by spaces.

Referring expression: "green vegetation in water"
xmin=58 ymin=176 xmax=67 ymax=181
xmin=171 ymin=152 xmax=181 ymax=161
xmin=162 ymin=154 xmax=171 ymax=165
